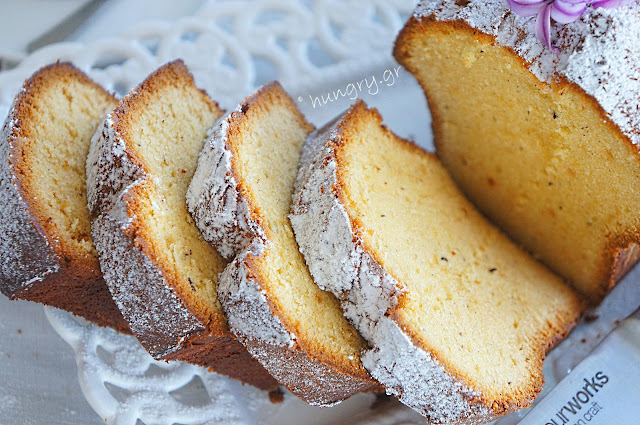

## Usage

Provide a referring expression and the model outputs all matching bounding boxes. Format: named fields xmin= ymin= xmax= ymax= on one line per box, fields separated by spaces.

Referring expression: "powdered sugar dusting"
xmin=87 ymin=110 xmax=206 ymax=358
xmin=218 ymin=241 xmax=296 ymax=348
xmin=363 ymin=318 xmax=495 ymax=425
xmin=86 ymin=62 xmax=282 ymax=390
xmin=0 ymin=105 xmax=59 ymax=295
xmin=187 ymin=93 xmax=380 ymax=405
xmin=217 ymin=244 xmax=380 ymax=406
xmin=187 ymin=112 xmax=265 ymax=261
xmin=290 ymin=119 xmax=405 ymax=342
xmin=188 ymin=108 xmax=295 ymax=350
xmin=289 ymin=112 xmax=495 ymax=423
xmin=414 ymin=0 xmax=640 ymax=145
xmin=86 ymin=115 xmax=145 ymax=217
xmin=91 ymin=196 xmax=204 ymax=358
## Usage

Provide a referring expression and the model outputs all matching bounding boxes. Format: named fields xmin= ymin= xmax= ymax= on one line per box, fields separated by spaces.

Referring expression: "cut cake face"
xmin=87 ymin=60 xmax=277 ymax=390
xmin=0 ymin=62 xmax=129 ymax=332
xmin=187 ymin=82 xmax=380 ymax=406
xmin=394 ymin=0 xmax=640 ymax=303
xmin=290 ymin=100 xmax=584 ymax=423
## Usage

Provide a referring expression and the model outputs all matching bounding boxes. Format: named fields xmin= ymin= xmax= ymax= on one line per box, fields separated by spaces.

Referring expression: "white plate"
xmin=0 ymin=1 xmax=638 ymax=424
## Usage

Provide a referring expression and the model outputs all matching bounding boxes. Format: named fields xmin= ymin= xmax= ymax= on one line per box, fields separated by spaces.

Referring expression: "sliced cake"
xmin=290 ymin=101 xmax=584 ymax=423
xmin=0 ymin=62 xmax=129 ymax=332
xmin=87 ymin=60 xmax=277 ymax=390
xmin=187 ymin=82 xmax=380 ymax=405
xmin=394 ymin=0 xmax=640 ymax=303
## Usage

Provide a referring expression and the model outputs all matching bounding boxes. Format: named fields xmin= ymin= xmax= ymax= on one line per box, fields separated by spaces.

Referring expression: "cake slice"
xmin=290 ymin=101 xmax=584 ymax=423
xmin=87 ymin=60 xmax=277 ymax=390
xmin=187 ymin=82 xmax=380 ymax=405
xmin=0 ymin=62 xmax=129 ymax=332
xmin=394 ymin=0 xmax=640 ymax=303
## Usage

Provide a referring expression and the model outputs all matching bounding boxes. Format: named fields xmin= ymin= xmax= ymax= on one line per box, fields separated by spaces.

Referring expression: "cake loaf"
xmin=290 ymin=101 xmax=584 ymax=423
xmin=187 ymin=82 xmax=380 ymax=405
xmin=87 ymin=60 xmax=277 ymax=390
xmin=0 ymin=62 xmax=129 ymax=332
xmin=394 ymin=0 xmax=640 ymax=303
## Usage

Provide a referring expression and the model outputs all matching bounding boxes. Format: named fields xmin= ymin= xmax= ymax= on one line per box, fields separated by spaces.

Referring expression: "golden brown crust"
xmin=241 ymin=336 xmax=381 ymax=405
xmin=198 ymin=82 xmax=379 ymax=401
xmin=162 ymin=329 xmax=278 ymax=391
xmin=0 ymin=62 xmax=129 ymax=333
xmin=331 ymin=101 xmax=432 ymax=273
xmin=226 ymin=82 xmax=310 ymax=243
xmin=102 ymin=61 xmax=227 ymax=331
xmin=243 ymin=254 xmax=382 ymax=396
xmin=328 ymin=101 xmax=584 ymax=416
xmin=89 ymin=60 xmax=277 ymax=390
xmin=15 ymin=268 xmax=130 ymax=333
xmin=393 ymin=15 xmax=640 ymax=305
xmin=391 ymin=298 xmax=583 ymax=416
xmin=609 ymin=241 xmax=640 ymax=288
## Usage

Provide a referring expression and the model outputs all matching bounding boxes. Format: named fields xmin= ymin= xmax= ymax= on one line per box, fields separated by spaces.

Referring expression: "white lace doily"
xmin=0 ymin=0 xmax=417 ymax=112
xmin=1 ymin=1 xmax=638 ymax=423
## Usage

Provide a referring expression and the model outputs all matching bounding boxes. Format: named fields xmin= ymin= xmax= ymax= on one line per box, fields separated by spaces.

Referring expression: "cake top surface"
xmin=413 ymin=0 xmax=640 ymax=145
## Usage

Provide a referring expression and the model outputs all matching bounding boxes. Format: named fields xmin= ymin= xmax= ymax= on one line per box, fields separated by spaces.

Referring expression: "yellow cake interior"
xmin=395 ymin=20 xmax=640 ymax=302
xmin=335 ymin=104 xmax=583 ymax=406
xmin=232 ymin=85 xmax=369 ymax=372
xmin=20 ymin=66 xmax=118 ymax=260
xmin=119 ymin=68 xmax=226 ymax=324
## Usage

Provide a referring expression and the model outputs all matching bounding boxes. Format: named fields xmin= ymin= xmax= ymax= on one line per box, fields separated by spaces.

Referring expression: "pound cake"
xmin=187 ymin=82 xmax=379 ymax=405
xmin=290 ymin=101 xmax=584 ymax=423
xmin=394 ymin=0 xmax=640 ymax=303
xmin=0 ymin=63 xmax=129 ymax=332
xmin=87 ymin=60 xmax=277 ymax=390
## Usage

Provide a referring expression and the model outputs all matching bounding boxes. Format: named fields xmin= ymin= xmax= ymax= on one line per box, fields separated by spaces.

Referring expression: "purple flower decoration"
xmin=507 ymin=0 xmax=634 ymax=50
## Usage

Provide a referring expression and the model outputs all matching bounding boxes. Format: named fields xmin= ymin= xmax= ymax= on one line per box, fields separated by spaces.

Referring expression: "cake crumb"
xmin=584 ymin=312 xmax=599 ymax=323
xmin=268 ymin=388 xmax=284 ymax=404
